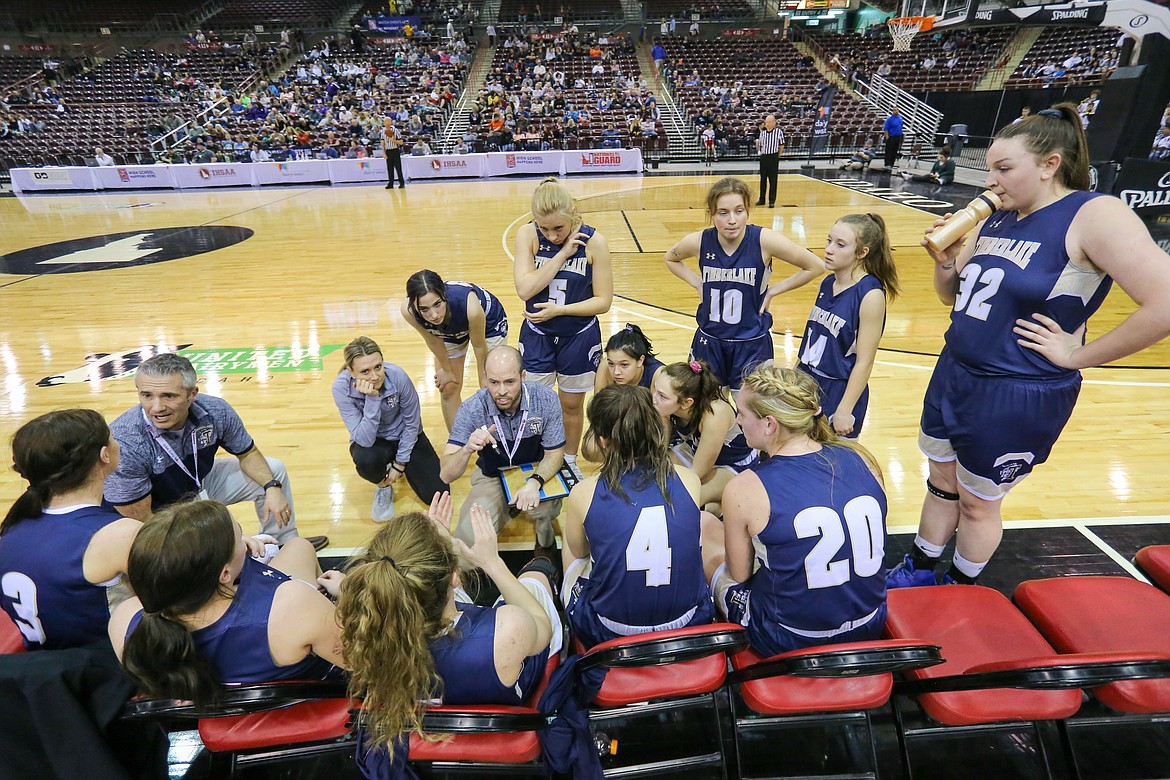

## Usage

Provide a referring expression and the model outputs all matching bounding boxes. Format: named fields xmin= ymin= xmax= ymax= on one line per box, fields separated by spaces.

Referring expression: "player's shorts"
xmin=690 ymin=329 xmax=774 ymax=390
xmin=444 ymin=333 xmax=507 ymax=360
xmin=918 ymin=348 xmax=1081 ymax=501
xmin=711 ymin=563 xmax=886 ymax=657
xmin=799 ymin=367 xmax=869 ymax=439
xmin=671 ymin=440 xmax=758 ymax=473
xmin=564 ymin=556 xmax=712 ymax=649
xmin=519 ymin=318 xmax=602 ymax=393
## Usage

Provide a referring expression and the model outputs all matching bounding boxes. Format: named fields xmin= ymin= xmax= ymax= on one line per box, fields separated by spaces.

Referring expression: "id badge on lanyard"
xmin=143 ymin=408 xmax=204 ymax=491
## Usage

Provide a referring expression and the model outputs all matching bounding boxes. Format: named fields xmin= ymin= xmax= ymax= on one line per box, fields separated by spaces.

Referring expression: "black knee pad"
xmin=926 ymin=479 xmax=960 ymax=501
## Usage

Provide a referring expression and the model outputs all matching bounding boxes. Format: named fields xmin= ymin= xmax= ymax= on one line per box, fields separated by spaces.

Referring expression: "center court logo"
xmin=0 ymin=226 xmax=254 ymax=275
xmin=37 ymin=344 xmax=344 ymax=386
xmin=581 ymin=152 xmax=621 ymax=166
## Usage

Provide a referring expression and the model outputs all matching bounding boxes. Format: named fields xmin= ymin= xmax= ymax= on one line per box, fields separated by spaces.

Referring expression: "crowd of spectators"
xmin=460 ymin=25 xmax=658 ymax=153
xmin=162 ymin=31 xmax=472 ymax=164
xmin=1014 ymin=46 xmax=1120 ymax=85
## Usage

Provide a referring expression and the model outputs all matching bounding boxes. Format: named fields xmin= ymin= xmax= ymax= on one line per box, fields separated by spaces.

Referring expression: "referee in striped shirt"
xmin=756 ymin=114 xmax=785 ymax=208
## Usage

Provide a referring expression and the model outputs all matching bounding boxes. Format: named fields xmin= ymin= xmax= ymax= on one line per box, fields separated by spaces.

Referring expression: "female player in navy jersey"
xmin=593 ymin=323 xmax=666 ymax=393
xmin=797 ymin=213 xmax=900 ymax=439
xmin=0 ymin=409 xmax=142 ymax=650
xmin=652 ymin=360 xmax=758 ymax=510
xmin=890 ymin=103 xmax=1170 ymax=589
xmin=514 ymin=176 xmax=613 ymax=478
xmin=562 ymin=383 xmax=713 ymax=649
xmin=702 ymin=365 xmax=888 ymax=657
xmin=401 ymin=270 xmax=509 ymax=431
xmin=664 ymin=177 xmax=824 ymax=390
xmin=108 ymin=500 xmax=343 ymax=703
xmin=319 ymin=498 xmax=562 ymax=751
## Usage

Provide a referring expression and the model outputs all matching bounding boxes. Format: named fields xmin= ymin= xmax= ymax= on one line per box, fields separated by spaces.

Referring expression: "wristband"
xmin=263 ymin=479 xmax=282 ymax=491
xmin=391 ymin=462 xmax=406 ymax=474
xmin=528 ymin=473 xmax=546 ymax=488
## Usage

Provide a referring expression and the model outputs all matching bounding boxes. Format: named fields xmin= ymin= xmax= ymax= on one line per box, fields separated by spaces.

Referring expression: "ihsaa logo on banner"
xmin=581 ymin=152 xmax=621 ymax=166
xmin=431 ymin=159 xmax=468 ymax=170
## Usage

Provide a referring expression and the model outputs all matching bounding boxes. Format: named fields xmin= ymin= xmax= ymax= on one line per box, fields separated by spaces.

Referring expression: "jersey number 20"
xmin=626 ymin=506 xmax=672 ymax=587
xmin=2 ymin=572 xmax=46 ymax=645
xmin=795 ymin=496 xmax=884 ymax=589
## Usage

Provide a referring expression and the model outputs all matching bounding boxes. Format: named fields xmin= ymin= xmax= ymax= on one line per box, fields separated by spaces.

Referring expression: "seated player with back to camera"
xmin=562 ymin=384 xmax=713 ymax=649
xmin=702 ymin=365 xmax=888 ymax=657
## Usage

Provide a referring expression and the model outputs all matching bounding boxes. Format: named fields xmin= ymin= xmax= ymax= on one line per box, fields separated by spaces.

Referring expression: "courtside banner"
xmin=11 ymin=167 xmax=97 ymax=193
xmin=93 ymin=165 xmax=176 ymax=189
xmin=172 ymin=163 xmax=255 ymax=189
xmin=483 ymin=151 xmax=562 ymax=177
xmin=403 ymin=153 xmax=486 ymax=180
xmin=328 ymin=157 xmax=388 ymax=183
xmin=252 ymin=159 xmax=333 ymax=185
xmin=1114 ymin=157 xmax=1170 ymax=216
xmin=563 ymin=148 xmax=642 ymax=174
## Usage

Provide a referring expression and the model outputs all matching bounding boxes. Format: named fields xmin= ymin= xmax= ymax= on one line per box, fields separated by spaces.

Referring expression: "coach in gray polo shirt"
xmin=441 ymin=346 xmax=564 ymax=555
xmin=104 ymin=353 xmax=327 ymax=549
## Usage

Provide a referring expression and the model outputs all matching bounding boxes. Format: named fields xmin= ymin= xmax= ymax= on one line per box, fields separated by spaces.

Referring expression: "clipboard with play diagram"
xmin=499 ymin=462 xmax=572 ymax=503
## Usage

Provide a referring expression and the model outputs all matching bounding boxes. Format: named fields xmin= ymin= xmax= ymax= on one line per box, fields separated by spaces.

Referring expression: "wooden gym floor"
xmin=1 ymin=173 xmax=1168 ymax=564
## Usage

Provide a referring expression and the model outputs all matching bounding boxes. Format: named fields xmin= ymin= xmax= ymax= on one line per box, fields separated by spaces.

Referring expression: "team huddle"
xmin=3 ymin=102 xmax=1170 ymax=764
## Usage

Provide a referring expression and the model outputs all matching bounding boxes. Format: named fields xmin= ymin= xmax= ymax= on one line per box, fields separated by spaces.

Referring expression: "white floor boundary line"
xmin=325 ymin=515 xmax=1170 ymax=558
xmin=1073 ymin=523 xmax=1150 ymax=583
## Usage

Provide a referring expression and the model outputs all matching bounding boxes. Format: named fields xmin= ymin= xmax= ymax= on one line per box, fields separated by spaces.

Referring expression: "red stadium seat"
xmin=728 ymin=639 xmax=942 ymax=779
xmin=1014 ymin=577 xmax=1170 ymax=715
xmin=1135 ymin=546 xmax=1170 ymax=593
xmin=573 ymin=623 xmax=748 ymax=776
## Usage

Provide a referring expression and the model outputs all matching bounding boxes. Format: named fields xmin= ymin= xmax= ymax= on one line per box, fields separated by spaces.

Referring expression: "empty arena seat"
xmin=1014 ymin=576 xmax=1170 ymax=714
xmin=728 ymin=639 xmax=943 ymax=779
xmin=573 ymin=623 xmax=748 ymax=776
xmin=1135 ymin=546 xmax=1170 ymax=592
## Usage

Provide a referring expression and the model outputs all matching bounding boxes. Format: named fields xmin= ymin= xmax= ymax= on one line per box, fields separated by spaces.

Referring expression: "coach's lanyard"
xmin=491 ymin=386 xmax=529 ymax=466
xmin=142 ymin=408 xmax=201 ymax=488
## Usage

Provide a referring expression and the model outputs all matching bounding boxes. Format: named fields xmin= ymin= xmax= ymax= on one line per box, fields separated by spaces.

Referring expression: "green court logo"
xmin=179 ymin=345 xmax=343 ymax=375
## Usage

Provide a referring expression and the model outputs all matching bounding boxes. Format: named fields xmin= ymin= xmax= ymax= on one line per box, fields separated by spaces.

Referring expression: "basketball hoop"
xmin=888 ymin=15 xmax=934 ymax=52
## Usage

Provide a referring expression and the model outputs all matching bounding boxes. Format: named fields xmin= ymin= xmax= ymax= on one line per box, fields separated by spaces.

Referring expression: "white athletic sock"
xmin=913 ymin=535 xmax=945 ymax=559
xmin=951 ymin=550 xmax=988 ymax=579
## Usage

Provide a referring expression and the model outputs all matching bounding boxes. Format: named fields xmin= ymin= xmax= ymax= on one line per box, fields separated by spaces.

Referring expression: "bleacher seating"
xmin=474 ymin=30 xmax=659 ymax=153
xmin=644 ymin=0 xmax=753 ymax=20
xmin=661 ymin=37 xmax=885 ymax=150
xmin=3 ymin=0 xmax=206 ymax=31
xmin=496 ymin=0 xmax=622 ymax=23
xmin=1005 ymin=25 xmax=1121 ymax=88
xmin=810 ymin=28 xmax=1013 ymax=93
xmin=0 ymin=55 xmax=49 ymax=90
xmin=0 ymin=46 xmax=276 ymax=171
xmin=205 ymin=0 xmax=354 ymax=31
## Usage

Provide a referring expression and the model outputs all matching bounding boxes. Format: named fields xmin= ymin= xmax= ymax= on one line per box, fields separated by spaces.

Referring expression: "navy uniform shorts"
xmin=518 ymin=318 xmax=602 ymax=393
xmin=689 ymin=329 xmax=774 ymax=390
xmin=918 ymin=349 xmax=1081 ymax=500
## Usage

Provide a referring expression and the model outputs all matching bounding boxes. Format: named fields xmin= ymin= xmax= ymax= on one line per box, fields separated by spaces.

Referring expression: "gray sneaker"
xmin=372 ymin=485 xmax=395 ymax=523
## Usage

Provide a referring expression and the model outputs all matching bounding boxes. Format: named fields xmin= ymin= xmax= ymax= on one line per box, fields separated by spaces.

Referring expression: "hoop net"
xmin=888 ymin=15 xmax=934 ymax=52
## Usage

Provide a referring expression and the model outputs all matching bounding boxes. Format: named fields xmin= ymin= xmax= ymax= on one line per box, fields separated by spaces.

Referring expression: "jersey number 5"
xmin=795 ymin=496 xmax=884 ymax=590
xmin=548 ymin=279 xmax=568 ymax=306
xmin=2 ymin=572 xmax=46 ymax=645
xmin=626 ymin=506 xmax=672 ymax=587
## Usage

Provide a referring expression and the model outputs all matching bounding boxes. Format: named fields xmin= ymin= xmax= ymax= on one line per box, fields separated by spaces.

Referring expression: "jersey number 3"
xmin=2 ymin=572 xmax=46 ymax=644
xmin=794 ymin=496 xmax=884 ymax=590
xmin=626 ymin=506 xmax=672 ymax=587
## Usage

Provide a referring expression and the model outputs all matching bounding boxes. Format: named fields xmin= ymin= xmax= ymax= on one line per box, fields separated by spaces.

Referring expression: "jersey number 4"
xmin=795 ymin=496 xmax=884 ymax=590
xmin=953 ymin=262 xmax=1004 ymax=322
xmin=626 ymin=506 xmax=672 ymax=587
xmin=2 ymin=572 xmax=46 ymax=644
